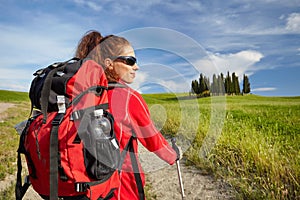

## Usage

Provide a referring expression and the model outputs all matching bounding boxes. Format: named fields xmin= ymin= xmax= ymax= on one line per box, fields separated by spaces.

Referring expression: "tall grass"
xmin=144 ymin=94 xmax=300 ymax=200
xmin=219 ymin=96 xmax=300 ymax=199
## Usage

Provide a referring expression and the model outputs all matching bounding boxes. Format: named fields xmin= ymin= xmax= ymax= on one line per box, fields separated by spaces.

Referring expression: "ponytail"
xmin=75 ymin=30 xmax=103 ymax=59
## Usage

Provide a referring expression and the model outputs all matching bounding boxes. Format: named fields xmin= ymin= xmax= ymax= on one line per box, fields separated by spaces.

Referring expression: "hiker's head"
xmin=75 ymin=30 xmax=103 ymax=60
xmin=98 ymin=35 xmax=139 ymax=84
xmin=75 ymin=30 xmax=139 ymax=84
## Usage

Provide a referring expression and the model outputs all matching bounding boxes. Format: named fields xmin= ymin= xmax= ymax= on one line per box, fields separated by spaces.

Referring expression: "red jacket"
xmin=108 ymin=83 xmax=177 ymax=200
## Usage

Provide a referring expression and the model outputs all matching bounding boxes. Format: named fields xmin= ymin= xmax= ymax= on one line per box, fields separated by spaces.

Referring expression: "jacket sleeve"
xmin=127 ymin=91 xmax=177 ymax=165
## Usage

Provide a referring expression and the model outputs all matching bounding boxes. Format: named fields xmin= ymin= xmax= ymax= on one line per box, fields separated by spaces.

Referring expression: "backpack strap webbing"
xmin=70 ymin=86 xmax=108 ymax=108
xmin=108 ymin=82 xmax=127 ymax=90
xmin=40 ymin=64 xmax=64 ymax=123
xmin=15 ymin=153 xmax=31 ymax=200
xmin=128 ymin=137 xmax=145 ymax=200
xmin=49 ymin=112 xmax=65 ymax=200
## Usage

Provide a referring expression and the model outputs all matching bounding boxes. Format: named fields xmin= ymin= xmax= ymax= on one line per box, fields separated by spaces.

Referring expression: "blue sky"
xmin=0 ymin=0 xmax=299 ymax=96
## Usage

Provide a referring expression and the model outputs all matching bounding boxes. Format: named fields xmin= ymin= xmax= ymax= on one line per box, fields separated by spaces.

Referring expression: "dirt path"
xmin=140 ymin=146 xmax=236 ymax=200
xmin=146 ymin=163 xmax=236 ymax=199
xmin=0 ymin=103 xmax=14 ymax=121
xmin=0 ymin=103 xmax=236 ymax=199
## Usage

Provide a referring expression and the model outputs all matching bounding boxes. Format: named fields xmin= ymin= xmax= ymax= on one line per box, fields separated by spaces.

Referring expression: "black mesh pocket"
xmin=84 ymin=138 xmax=120 ymax=180
xmin=76 ymin=108 xmax=121 ymax=180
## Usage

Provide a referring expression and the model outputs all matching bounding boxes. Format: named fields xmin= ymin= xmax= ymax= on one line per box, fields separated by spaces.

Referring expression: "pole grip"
xmin=171 ymin=138 xmax=180 ymax=160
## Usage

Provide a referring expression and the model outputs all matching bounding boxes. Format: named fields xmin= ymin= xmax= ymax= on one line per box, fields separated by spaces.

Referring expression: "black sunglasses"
xmin=113 ymin=56 xmax=137 ymax=66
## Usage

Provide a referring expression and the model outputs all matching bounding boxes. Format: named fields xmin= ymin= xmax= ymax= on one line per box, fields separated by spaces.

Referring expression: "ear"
xmin=104 ymin=58 xmax=113 ymax=69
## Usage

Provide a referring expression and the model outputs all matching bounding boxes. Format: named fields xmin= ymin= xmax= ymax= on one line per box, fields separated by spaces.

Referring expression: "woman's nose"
xmin=133 ymin=64 xmax=139 ymax=71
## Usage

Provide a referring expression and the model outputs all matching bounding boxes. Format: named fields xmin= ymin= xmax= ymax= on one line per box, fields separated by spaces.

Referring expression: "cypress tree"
xmin=191 ymin=80 xmax=200 ymax=95
xmin=232 ymin=72 xmax=236 ymax=94
xmin=211 ymin=74 xmax=218 ymax=95
xmin=225 ymin=71 xmax=232 ymax=95
xmin=204 ymin=76 xmax=210 ymax=91
xmin=232 ymin=72 xmax=240 ymax=95
xmin=237 ymin=76 xmax=241 ymax=94
xmin=199 ymin=73 xmax=206 ymax=94
xmin=243 ymin=74 xmax=251 ymax=94
xmin=191 ymin=80 xmax=195 ymax=94
xmin=218 ymin=74 xmax=225 ymax=95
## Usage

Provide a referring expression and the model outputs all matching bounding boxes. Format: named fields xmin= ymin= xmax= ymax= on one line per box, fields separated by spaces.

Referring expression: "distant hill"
xmin=0 ymin=90 xmax=29 ymax=102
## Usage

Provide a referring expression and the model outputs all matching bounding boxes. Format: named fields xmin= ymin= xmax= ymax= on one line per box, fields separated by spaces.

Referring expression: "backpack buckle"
xmin=52 ymin=113 xmax=65 ymax=126
xmin=75 ymin=182 xmax=88 ymax=192
xmin=70 ymin=110 xmax=81 ymax=121
xmin=57 ymin=95 xmax=66 ymax=114
xmin=24 ymin=175 xmax=31 ymax=185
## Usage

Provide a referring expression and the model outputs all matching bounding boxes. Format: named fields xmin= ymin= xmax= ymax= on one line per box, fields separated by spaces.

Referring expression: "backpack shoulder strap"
xmin=49 ymin=112 xmax=66 ymax=200
xmin=128 ymin=137 xmax=145 ymax=200
xmin=119 ymin=136 xmax=145 ymax=200
xmin=40 ymin=57 xmax=80 ymax=123
xmin=108 ymin=82 xmax=127 ymax=90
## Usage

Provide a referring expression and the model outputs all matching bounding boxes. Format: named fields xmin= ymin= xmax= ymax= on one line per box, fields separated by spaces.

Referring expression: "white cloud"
xmin=130 ymin=67 xmax=190 ymax=93
xmin=0 ymin=68 xmax=31 ymax=91
xmin=0 ymin=25 xmax=75 ymax=67
xmin=129 ymin=61 xmax=192 ymax=93
xmin=134 ymin=79 xmax=189 ymax=94
xmin=285 ymin=13 xmax=300 ymax=33
xmin=0 ymin=68 xmax=33 ymax=80
xmin=73 ymin=0 xmax=103 ymax=11
xmin=194 ymin=50 xmax=264 ymax=79
xmin=0 ymin=81 xmax=29 ymax=92
xmin=252 ymin=87 xmax=277 ymax=92
xmin=0 ymin=12 xmax=86 ymax=91
xmin=157 ymin=79 xmax=189 ymax=93
xmin=0 ymin=15 xmax=82 ymax=67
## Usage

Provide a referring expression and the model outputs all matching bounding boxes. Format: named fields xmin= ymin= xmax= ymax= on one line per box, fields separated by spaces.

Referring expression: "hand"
xmin=177 ymin=146 xmax=183 ymax=160
xmin=171 ymin=138 xmax=183 ymax=161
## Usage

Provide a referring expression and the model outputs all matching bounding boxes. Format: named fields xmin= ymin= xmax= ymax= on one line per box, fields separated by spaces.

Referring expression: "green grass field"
xmin=144 ymin=93 xmax=300 ymax=200
xmin=0 ymin=90 xmax=299 ymax=199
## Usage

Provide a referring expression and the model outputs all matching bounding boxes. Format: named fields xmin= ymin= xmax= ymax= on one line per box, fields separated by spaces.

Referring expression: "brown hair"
xmin=75 ymin=30 xmax=103 ymax=59
xmin=75 ymin=30 xmax=131 ymax=82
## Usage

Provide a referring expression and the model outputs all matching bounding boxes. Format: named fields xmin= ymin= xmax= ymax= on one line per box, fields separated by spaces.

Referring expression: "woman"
xmin=75 ymin=31 xmax=179 ymax=200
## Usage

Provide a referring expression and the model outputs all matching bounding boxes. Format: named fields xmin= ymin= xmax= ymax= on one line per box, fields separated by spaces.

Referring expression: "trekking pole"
xmin=171 ymin=138 xmax=186 ymax=199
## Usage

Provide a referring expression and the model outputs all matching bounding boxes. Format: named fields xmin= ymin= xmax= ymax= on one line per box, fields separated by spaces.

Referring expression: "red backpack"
xmin=16 ymin=58 xmax=129 ymax=200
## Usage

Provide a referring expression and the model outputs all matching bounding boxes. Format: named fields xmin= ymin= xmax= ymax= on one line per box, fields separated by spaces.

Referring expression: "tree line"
xmin=191 ymin=71 xmax=250 ymax=97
